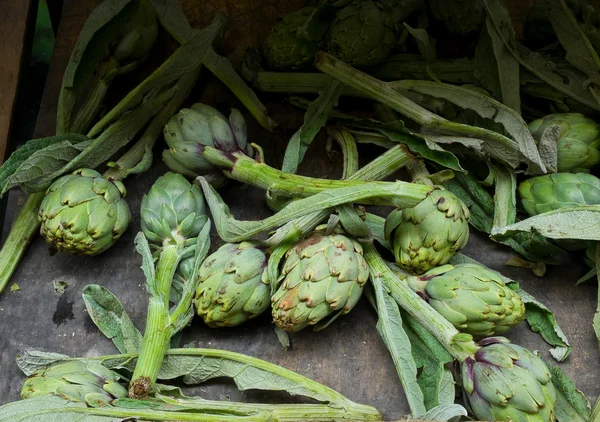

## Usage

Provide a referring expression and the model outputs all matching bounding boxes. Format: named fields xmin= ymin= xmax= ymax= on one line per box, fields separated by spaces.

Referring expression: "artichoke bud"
xmin=461 ymin=337 xmax=557 ymax=422
xmin=194 ymin=242 xmax=270 ymax=327
xmin=141 ymin=172 xmax=206 ymax=246
xmin=385 ymin=189 xmax=470 ymax=275
xmin=21 ymin=361 xmax=127 ymax=407
xmin=272 ymin=231 xmax=369 ymax=332
xmin=38 ymin=168 xmax=131 ymax=256
xmin=163 ymin=104 xmax=253 ymax=180
xmin=409 ymin=264 xmax=526 ymax=338
xmin=111 ymin=0 xmax=158 ymax=66
xmin=528 ymin=113 xmax=600 ymax=173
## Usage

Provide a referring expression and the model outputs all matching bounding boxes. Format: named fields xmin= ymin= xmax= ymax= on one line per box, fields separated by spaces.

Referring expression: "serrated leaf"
xmin=16 ymin=350 xmax=71 ymax=376
xmin=549 ymin=364 xmax=591 ymax=422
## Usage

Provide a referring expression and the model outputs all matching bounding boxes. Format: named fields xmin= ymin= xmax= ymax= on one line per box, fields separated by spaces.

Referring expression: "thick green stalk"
xmin=129 ymin=245 xmax=181 ymax=398
xmin=0 ymin=192 xmax=44 ymax=295
xmin=363 ymin=243 xmax=479 ymax=362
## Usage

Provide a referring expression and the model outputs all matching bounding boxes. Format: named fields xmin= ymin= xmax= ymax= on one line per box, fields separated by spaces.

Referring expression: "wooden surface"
xmin=0 ymin=0 xmax=34 ymax=163
xmin=1 ymin=0 xmax=600 ymax=420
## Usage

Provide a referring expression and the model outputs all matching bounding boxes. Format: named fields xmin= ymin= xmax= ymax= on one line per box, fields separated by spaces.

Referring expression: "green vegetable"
xmin=429 ymin=0 xmax=484 ymax=35
xmin=401 ymin=263 xmax=526 ymax=338
xmin=529 ymin=113 xmax=600 ymax=173
xmin=462 ymin=337 xmax=557 ymax=422
xmin=110 ymin=0 xmax=158 ymax=65
xmin=194 ymin=242 xmax=270 ymax=327
xmin=162 ymin=103 xmax=253 ymax=186
xmin=518 ymin=172 xmax=600 ymax=216
xmin=272 ymin=230 xmax=369 ymax=332
xmin=385 ymin=189 xmax=470 ymax=275
xmin=38 ymin=168 xmax=131 ymax=256
xmin=140 ymin=171 xmax=206 ymax=247
xmin=326 ymin=0 xmax=397 ymax=67
xmin=21 ymin=361 xmax=127 ymax=406
xmin=262 ymin=6 xmax=330 ymax=70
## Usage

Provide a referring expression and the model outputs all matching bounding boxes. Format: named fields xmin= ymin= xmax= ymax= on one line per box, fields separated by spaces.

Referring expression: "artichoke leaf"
xmin=548 ymin=364 xmax=591 ymax=422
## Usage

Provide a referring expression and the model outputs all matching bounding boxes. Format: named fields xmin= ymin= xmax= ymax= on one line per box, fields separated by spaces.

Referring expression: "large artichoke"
xmin=272 ymin=231 xmax=369 ymax=332
xmin=110 ymin=0 xmax=158 ymax=67
xmin=140 ymin=171 xmax=207 ymax=247
xmin=462 ymin=337 xmax=557 ymax=421
xmin=518 ymin=172 xmax=600 ymax=216
xmin=403 ymin=263 xmax=525 ymax=338
xmin=162 ymin=103 xmax=253 ymax=184
xmin=262 ymin=6 xmax=331 ymax=70
xmin=194 ymin=242 xmax=271 ymax=327
xmin=528 ymin=113 xmax=600 ymax=173
xmin=38 ymin=168 xmax=131 ymax=256
xmin=21 ymin=361 xmax=128 ymax=407
xmin=385 ymin=189 xmax=470 ymax=275
xmin=429 ymin=0 xmax=484 ymax=35
xmin=326 ymin=0 xmax=398 ymax=67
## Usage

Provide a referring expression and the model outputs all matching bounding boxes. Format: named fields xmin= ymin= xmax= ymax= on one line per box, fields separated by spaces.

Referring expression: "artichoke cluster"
xmin=38 ymin=168 xmax=131 ymax=256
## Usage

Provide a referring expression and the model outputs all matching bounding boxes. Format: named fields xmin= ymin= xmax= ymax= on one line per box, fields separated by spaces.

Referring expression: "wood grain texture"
xmin=0 ymin=0 xmax=34 ymax=163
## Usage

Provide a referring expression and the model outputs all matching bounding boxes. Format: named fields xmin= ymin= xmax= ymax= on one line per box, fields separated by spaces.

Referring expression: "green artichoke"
xmin=194 ymin=242 xmax=270 ymax=327
xmin=429 ymin=0 xmax=484 ymax=35
xmin=462 ymin=337 xmax=557 ymax=422
xmin=528 ymin=113 xmax=600 ymax=173
xmin=140 ymin=172 xmax=207 ymax=247
xmin=326 ymin=0 xmax=398 ymax=67
xmin=404 ymin=263 xmax=525 ymax=338
xmin=111 ymin=0 xmax=158 ymax=67
xmin=272 ymin=231 xmax=369 ymax=332
xmin=518 ymin=172 xmax=600 ymax=216
xmin=38 ymin=168 xmax=131 ymax=256
xmin=385 ymin=189 xmax=470 ymax=275
xmin=21 ymin=361 xmax=128 ymax=407
xmin=262 ymin=6 xmax=331 ymax=71
xmin=163 ymin=103 xmax=253 ymax=184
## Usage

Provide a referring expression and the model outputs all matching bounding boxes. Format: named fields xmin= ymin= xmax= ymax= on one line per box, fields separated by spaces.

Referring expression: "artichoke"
xmin=194 ymin=242 xmax=270 ymax=327
xmin=140 ymin=172 xmax=207 ymax=247
xmin=404 ymin=263 xmax=525 ymax=338
xmin=385 ymin=189 xmax=470 ymax=275
xmin=110 ymin=0 xmax=158 ymax=67
xmin=38 ymin=168 xmax=131 ymax=256
xmin=262 ymin=6 xmax=331 ymax=70
xmin=326 ymin=0 xmax=398 ymax=67
xmin=528 ymin=113 xmax=600 ymax=173
xmin=462 ymin=337 xmax=557 ymax=422
xmin=429 ymin=0 xmax=484 ymax=35
xmin=21 ymin=361 xmax=128 ymax=407
xmin=272 ymin=231 xmax=369 ymax=332
xmin=162 ymin=103 xmax=253 ymax=184
xmin=518 ymin=172 xmax=600 ymax=216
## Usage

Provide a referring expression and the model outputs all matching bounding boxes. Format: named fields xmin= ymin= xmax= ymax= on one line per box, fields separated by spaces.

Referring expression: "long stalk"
xmin=129 ymin=245 xmax=181 ymax=397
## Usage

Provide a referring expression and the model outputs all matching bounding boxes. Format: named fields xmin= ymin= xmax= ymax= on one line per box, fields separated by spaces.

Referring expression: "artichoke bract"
xmin=272 ymin=231 xmax=369 ymax=332
xmin=462 ymin=337 xmax=557 ymax=422
xmin=163 ymin=103 xmax=253 ymax=184
xmin=21 ymin=361 xmax=128 ymax=407
xmin=385 ymin=189 xmax=470 ymax=275
xmin=140 ymin=172 xmax=207 ymax=247
xmin=38 ymin=168 xmax=131 ymax=256
xmin=406 ymin=263 xmax=525 ymax=338
xmin=262 ymin=6 xmax=330 ymax=71
xmin=194 ymin=242 xmax=270 ymax=327
xmin=326 ymin=1 xmax=397 ymax=68
xmin=529 ymin=113 xmax=600 ymax=173
xmin=518 ymin=172 xmax=600 ymax=216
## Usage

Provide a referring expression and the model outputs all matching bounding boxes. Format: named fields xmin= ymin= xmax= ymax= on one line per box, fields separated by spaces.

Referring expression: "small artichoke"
xmin=385 ymin=189 xmax=470 ymax=275
xmin=110 ymin=0 xmax=158 ymax=66
xmin=529 ymin=113 xmax=600 ymax=173
xmin=518 ymin=172 xmax=600 ymax=216
xmin=140 ymin=172 xmax=207 ymax=247
xmin=21 ymin=361 xmax=128 ymax=407
xmin=406 ymin=263 xmax=525 ymax=338
xmin=163 ymin=103 xmax=253 ymax=183
xmin=429 ymin=0 xmax=484 ymax=35
xmin=38 ymin=168 xmax=131 ymax=256
xmin=194 ymin=242 xmax=271 ymax=327
xmin=262 ymin=6 xmax=331 ymax=70
xmin=326 ymin=0 xmax=398 ymax=67
xmin=462 ymin=337 xmax=557 ymax=422
xmin=272 ymin=231 xmax=369 ymax=332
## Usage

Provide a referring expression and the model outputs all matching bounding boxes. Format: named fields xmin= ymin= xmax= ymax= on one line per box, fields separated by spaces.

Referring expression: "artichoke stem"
xmin=129 ymin=244 xmax=181 ymax=397
xmin=406 ymin=160 xmax=433 ymax=186
xmin=0 ymin=192 xmax=44 ymax=296
xmin=70 ymin=75 xmax=111 ymax=135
